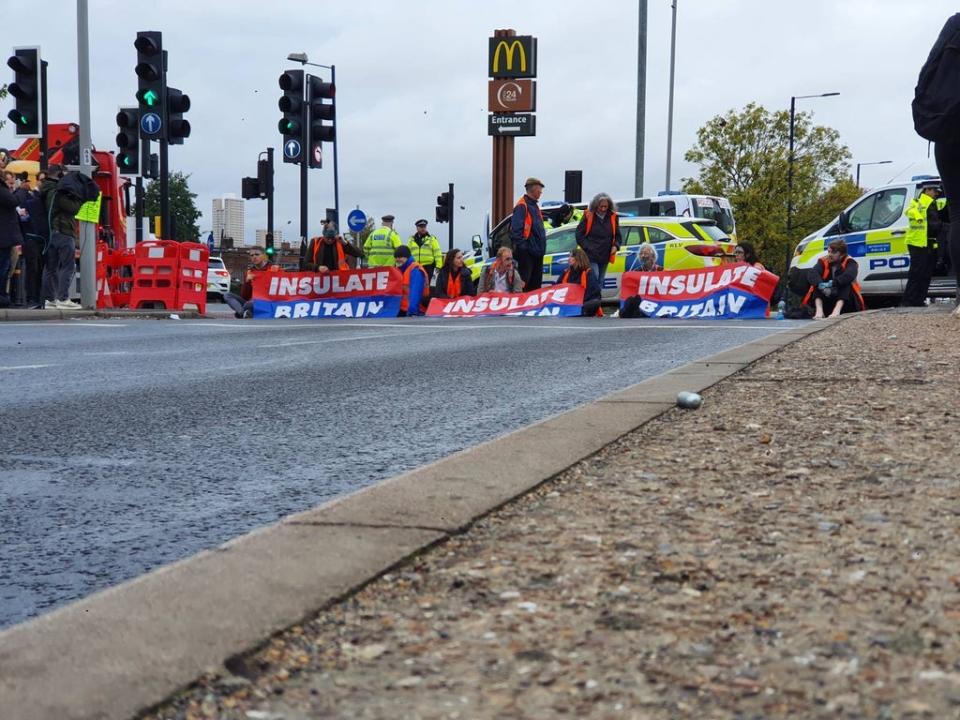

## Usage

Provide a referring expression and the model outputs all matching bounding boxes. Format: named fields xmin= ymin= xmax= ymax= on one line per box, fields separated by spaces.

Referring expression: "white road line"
xmin=0 ymin=364 xmax=55 ymax=371
xmin=257 ymin=329 xmax=446 ymax=348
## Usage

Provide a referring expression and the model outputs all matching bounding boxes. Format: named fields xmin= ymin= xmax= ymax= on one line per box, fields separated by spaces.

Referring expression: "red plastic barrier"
xmin=109 ymin=248 xmax=136 ymax=308
xmin=95 ymin=242 xmax=114 ymax=309
xmin=128 ymin=240 xmax=179 ymax=309
xmin=175 ymin=242 xmax=209 ymax=314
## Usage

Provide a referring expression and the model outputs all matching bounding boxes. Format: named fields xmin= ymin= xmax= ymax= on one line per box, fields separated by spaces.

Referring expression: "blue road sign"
xmin=140 ymin=112 xmax=162 ymax=135
xmin=347 ymin=208 xmax=367 ymax=233
xmin=283 ymin=139 xmax=302 ymax=160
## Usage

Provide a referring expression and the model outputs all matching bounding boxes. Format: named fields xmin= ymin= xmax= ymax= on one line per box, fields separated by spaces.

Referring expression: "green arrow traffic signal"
xmin=143 ymin=89 xmax=159 ymax=106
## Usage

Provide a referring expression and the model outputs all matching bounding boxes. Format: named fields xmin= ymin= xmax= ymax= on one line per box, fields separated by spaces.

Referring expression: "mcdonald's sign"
xmin=488 ymin=35 xmax=537 ymax=79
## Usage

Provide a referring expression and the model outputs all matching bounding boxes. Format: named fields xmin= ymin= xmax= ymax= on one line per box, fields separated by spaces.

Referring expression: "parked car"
xmin=206 ymin=256 xmax=230 ymax=301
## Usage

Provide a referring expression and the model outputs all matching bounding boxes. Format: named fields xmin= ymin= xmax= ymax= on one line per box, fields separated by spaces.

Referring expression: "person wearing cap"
xmin=364 ymin=214 xmax=402 ymax=268
xmin=509 ymin=177 xmax=547 ymax=291
xmin=902 ymin=183 xmax=942 ymax=306
xmin=393 ymin=245 xmax=429 ymax=316
xmin=407 ymin=219 xmax=443 ymax=281
xmin=305 ymin=222 xmax=364 ymax=272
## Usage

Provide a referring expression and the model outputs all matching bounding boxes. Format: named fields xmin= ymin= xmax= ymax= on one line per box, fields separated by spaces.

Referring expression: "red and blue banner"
xmin=620 ymin=265 xmax=779 ymax=319
xmin=252 ymin=268 xmax=403 ymax=319
xmin=426 ymin=284 xmax=585 ymax=318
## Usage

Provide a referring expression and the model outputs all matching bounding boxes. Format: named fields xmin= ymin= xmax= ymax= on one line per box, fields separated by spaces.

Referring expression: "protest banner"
xmin=620 ymin=265 xmax=778 ymax=319
xmin=251 ymin=268 xmax=403 ymax=319
xmin=426 ymin=284 xmax=585 ymax=318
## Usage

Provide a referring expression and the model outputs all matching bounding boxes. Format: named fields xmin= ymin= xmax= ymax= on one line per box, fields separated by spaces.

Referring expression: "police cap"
xmin=415 ymin=219 xmax=428 ymax=227
xmin=382 ymin=214 xmax=395 ymax=222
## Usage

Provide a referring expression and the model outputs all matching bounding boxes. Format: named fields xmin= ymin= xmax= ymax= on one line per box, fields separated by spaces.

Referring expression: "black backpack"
xmin=913 ymin=14 xmax=960 ymax=144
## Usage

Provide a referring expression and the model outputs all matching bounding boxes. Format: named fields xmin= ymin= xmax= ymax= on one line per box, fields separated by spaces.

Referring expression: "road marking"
xmin=257 ymin=329 xmax=445 ymax=348
xmin=0 ymin=364 xmax=54 ymax=371
xmin=0 ymin=322 xmax=128 ymax=328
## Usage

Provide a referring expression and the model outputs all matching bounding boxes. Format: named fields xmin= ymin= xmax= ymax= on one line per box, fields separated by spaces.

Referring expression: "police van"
xmin=789 ymin=176 xmax=952 ymax=302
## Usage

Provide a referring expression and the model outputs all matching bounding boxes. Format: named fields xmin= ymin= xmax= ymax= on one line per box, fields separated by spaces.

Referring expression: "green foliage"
xmin=144 ymin=171 xmax=201 ymax=241
xmin=682 ymin=103 xmax=858 ymax=274
xmin=0 ymin=84 xmax=7 ymax=132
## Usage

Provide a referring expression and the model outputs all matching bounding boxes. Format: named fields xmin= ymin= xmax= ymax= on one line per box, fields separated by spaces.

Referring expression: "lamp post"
xmin=786 ymin=92 xmax=839 ymax=286
xmin=855 ymin=159 xmax=892 ymax=188
xmin=287 ymin=52 xmax=339 ymax=228
xmin=665 ymin=0 xmax=678 ymax=191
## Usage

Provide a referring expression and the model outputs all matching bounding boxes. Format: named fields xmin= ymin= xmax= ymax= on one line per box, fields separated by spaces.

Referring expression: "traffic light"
xmin=166 ymin=86 xmax=190 ymax=144
xmin=436 ymin=191 xmax=451 ymax=223
xmin=134 ymin=31 xmax=164 ymax=140
xmin=257 ymin=158 xmax=270 ymax=197
xmin=307 ymin=75 xmax=335 ymax=143
xmin=115 ymin=107 xmax=140 ymax=174
xmin=6 ymin=47 xmax=41 ymax=136
xmin=278 ymin=69 xmax=304 ymax=164
xmin=265 ymin=233 xmax=275 ymax=258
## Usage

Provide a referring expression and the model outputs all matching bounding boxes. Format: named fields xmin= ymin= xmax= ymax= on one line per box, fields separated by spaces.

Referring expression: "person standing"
xmin=407 ymin=219 xmax=442 ymax=281
xmin=393 ymin=246 xmax=428 ymax=317
xmin=0 ymin=167 xmax=23 ymax=308
xmin=18 ymin=172 xmax=47 ymax=308
xmin=432 ymin=248 xmax=476 ymax=299
xmin=39 ymin=164 xmax=84 ymax=310
xmin=575 ymin=192 xmax=622 ymax=290
xmin=902 ymin=183 xmax=940 ymax=307
xmin=509 ymin=177 xmax=547 ymax=291
xmin=558 ymin=247 xmax=603 ymax=317
xmin=305 ymin=222 xmax=363 ymax=272
xmin=364 ymin=214 xmax=402 ymax=268
xmin=478 ymin=246 xmax=523 ymax=293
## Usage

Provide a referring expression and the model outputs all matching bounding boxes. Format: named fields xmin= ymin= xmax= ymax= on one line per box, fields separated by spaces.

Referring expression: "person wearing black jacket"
xmin=16 ymin=173 xmax=48 ymax=308
xmin=39 ymin=164 xmax=85 ymax=309
xmin=802 ymin=239 xmax=865 ymax=319
xmin=558 ymin=247 xmax=603 ymax=317
xmin=575 ymin=192 xmax=622 ymax=290
xmin=432 ymin=248 xmax=476 ymax=299
xmin=0 ymin=162 xmax=24 ymax=307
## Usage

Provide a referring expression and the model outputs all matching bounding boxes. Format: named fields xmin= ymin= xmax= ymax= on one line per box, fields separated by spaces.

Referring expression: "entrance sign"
xmin=488 ymin=113 xmax=536 ymax=137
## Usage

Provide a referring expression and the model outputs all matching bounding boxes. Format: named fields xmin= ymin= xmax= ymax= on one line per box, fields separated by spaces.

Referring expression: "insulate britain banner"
xmin=251 ymin=268 xmax=403 ymax=319
xmin=620 ymin=265 xmax=779 ymax=319
xmin=426 ymin=284 xmax=585 ymax=318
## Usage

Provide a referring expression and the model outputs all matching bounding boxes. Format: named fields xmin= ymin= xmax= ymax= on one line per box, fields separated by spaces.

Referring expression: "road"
xmin=0 ymin=315 xmax=801 ymax=629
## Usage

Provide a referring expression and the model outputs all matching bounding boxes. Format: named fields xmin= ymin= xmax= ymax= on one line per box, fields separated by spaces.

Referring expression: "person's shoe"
xmin=56 ymin=299 xmax=82 ymax=310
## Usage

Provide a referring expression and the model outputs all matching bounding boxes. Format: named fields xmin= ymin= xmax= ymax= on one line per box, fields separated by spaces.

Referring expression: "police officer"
xmin=364 ymin=214 xmax=402 ymax=267
xmin=407 ymin=219 xmax=442 ymax=281
xmin=902 ymin=182 xmax=941 ymax=306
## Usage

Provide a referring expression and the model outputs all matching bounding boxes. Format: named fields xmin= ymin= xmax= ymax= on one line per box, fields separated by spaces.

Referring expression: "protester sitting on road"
xmin=734 ymin=241 xmax=765 ymax=270
xmin=305 ymin=222 xmax=363 ymax=272
xmin=393 ymin=245 xmax=429 ymax=317
xmin=478 ymin=246 xmax=523 ymax=293
xmin=633 ymin=242 xmax=663 ymax=272
xmin=558 ymin=247 xmax=603 ymax=317
xmin=803 ymin=238 xmax=865 ymax=319
xmin=432 ymin=248 xmax=476 ymax=299
xmin=224 ymin=246 xmax=279 ymax=319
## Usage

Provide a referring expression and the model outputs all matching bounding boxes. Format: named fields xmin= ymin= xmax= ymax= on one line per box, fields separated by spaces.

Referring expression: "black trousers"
xmin=903 ymin=245 xmax=932 ymax=306
xmin=22 ymin=236 xmax=45 ymax=305
xmin=515 ymin=249 xmax=543 ymax=291
xmin=935 ymin=142 xmax=960 ymax=300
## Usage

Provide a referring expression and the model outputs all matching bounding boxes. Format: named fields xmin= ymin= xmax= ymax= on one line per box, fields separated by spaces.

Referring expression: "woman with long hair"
xmin=558 ymin=247 xmax=603 ymax=317
xmin=432 ymin=248 xmax=476 ymax=299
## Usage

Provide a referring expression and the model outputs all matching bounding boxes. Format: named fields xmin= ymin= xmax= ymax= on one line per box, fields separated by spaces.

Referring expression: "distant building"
xmin=255 ymin=229 xmax=284 ymax=246
xmin=212 ymin=195 xmax=245 ymax=246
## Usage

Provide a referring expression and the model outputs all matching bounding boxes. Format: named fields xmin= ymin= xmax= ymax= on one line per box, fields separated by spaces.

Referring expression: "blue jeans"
xmin=589 ymin=261 xmax=608 ymax=289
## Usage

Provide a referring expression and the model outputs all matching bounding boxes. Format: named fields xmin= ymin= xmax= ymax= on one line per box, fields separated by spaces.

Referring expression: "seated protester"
xmin=394 ymin=245 xmax=429 ymax=317
xmin=433 ymin=248 xmax=476 ymax=299
xmin=802 ymin=238 xmax=865 ymax=319
xmin=558 ymin=247 xmax=603 ymax=317
xmin=305 ymin=222 xmax=363 ymax=271
xmin=477 ymin=246 xmax=523 ymax=293
xmin=633 ymin=242 xmax=663 ymax=272
xmin=224 ymin=246 xmax=279 ymax=319
xmin=734 ymin=241 xmax=765 ymax=270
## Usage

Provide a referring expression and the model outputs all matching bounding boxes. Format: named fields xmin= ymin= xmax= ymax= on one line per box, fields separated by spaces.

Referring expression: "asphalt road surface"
xmin=0 ymin=315 xmax=802 ymax=629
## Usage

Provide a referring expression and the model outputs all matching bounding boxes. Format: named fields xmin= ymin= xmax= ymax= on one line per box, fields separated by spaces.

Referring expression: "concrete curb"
xmin=0 ymin=318 xmax=844 ymax=720
xmin=0 ymin=308 xmax=202 ymax=321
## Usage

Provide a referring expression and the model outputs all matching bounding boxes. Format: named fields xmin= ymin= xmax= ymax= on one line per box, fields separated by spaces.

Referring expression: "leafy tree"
xmin=682 ymin=103 xmax=860 ymax=274
xmin=144 ymin=171 xmax=201 ymax=241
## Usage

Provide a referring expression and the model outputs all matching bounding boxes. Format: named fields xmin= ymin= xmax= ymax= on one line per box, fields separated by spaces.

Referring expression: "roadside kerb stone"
xmin=0 ymin=308 xmax=202 ymax=322
xmin=0 ymin=322 xmax=827 ymax=720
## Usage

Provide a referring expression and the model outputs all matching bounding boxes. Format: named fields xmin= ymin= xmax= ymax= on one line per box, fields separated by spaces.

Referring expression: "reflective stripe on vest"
xmin=367 ymin=228 xmax=399 ymax=265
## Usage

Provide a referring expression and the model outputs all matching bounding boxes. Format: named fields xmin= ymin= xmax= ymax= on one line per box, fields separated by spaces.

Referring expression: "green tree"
xmin=682 ymin=102 xmax=860 ymax=274
xmin=0 ymin=84 xmax=7 ymax=132
xmin=144 ymin=171 xmax=201 ymax=240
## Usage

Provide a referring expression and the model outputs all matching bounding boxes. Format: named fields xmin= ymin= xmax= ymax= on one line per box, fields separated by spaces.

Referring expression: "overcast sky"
xmin=0 ymin=0 xmax=950 ymax=247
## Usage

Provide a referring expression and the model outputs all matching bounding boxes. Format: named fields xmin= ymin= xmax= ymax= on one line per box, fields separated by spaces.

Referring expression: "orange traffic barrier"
xmin=175 ymin=242 xmax=208 ymax=314
xmin=128 ymin=240 xmax=179 ymax=309
xmin=95 ymin=242 xmax=115 ymax=309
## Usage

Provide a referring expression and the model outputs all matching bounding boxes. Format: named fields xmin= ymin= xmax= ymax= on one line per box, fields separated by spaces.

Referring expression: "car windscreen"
xmin=209 ymin=258 xmax=225 ymax=269
xmin=684 ymin=222 xmax=729 ymax=242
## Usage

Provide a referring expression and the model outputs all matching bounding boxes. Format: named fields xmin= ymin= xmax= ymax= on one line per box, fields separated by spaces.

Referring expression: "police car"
xmin=474 ymin=217 xmax=736 ymax=300
xmin=789 ymin=176 xmax=952 ymax=302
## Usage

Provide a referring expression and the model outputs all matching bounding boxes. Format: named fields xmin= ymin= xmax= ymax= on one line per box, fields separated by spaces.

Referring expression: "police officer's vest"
xmin=407 ymin=234 xmax=441 ymax=267
xmin=365 ymin=227 xmax=400 ymax=266
xmin=906 ymin=194 xmax=934 ymax=248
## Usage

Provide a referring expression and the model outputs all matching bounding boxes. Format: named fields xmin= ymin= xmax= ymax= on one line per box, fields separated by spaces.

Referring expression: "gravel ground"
xmin=143 ymin=307 xmax=960 ymax=720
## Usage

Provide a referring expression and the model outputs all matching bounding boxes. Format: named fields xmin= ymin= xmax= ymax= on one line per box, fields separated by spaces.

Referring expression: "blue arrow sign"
xmin=283 ymin=139 xmax=302 ymax=159
xmin=347 ymin=208 xmax=367 ymax=233
xmin=140 ymin=112 xmax=161 ymax=135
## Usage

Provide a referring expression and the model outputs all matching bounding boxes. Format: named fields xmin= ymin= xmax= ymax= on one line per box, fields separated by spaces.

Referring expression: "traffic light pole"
xmin=77 ymin=0 xmax=97 ymax=309
xmin=332 ymin=64 xmax=339 ymax=227
xmin=135 ymin=176 xmax=144 ymax=242
xmin=159 ymin=50 xmax=170 ymax=239
xmin=267 ymin=147 xmax=274 ymax=237
xmin=39 ymin=60 xmax=48 ymax=171
xmin=299 ymin=78 xmax=310 ymax=244
xmin=448 ymin=182 xmax=454 ymax=252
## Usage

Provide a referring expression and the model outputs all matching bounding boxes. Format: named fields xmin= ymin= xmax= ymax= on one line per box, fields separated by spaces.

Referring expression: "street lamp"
xmin=855 ymin=160 xmax=892 ymax=188
xmin=287 ymin=51 xmax=340 ymax=228
xmin=786 ymin=92 xmax=839 ymax=283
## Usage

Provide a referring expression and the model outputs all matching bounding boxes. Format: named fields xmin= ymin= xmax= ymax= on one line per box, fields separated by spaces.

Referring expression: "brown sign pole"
xmin=488 ymin=29 xmax=537 ymax=241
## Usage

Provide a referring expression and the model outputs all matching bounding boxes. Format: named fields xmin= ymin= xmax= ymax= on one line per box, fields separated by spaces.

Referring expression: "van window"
xmin=545 ymin=228 xmax=577 ymax=255
xmin=645 ymin=226 xmax=674 ymax=243
xmin=870 ymin=189 xmax=907 ymax=228
xmin=651 ymin=200 xmax=677 ymax=217
xmin=847 ymin=195 xmax=876 ymax=232
xmin=621 ymin=227 xmax=641 ymax=246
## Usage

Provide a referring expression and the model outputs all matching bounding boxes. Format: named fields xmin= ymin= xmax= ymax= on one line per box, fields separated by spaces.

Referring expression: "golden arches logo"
xmin=492 ymin=40 xmax=526 ymax=74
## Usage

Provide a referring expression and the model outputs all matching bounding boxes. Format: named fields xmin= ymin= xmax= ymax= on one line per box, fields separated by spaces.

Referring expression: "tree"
xmin=682 ymin=103 xmax=860 ymax=274
xmin=144 ymin=171 xmax=201 ymax=241
xmin=0 ymin=84 xmax=7 ymax=133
